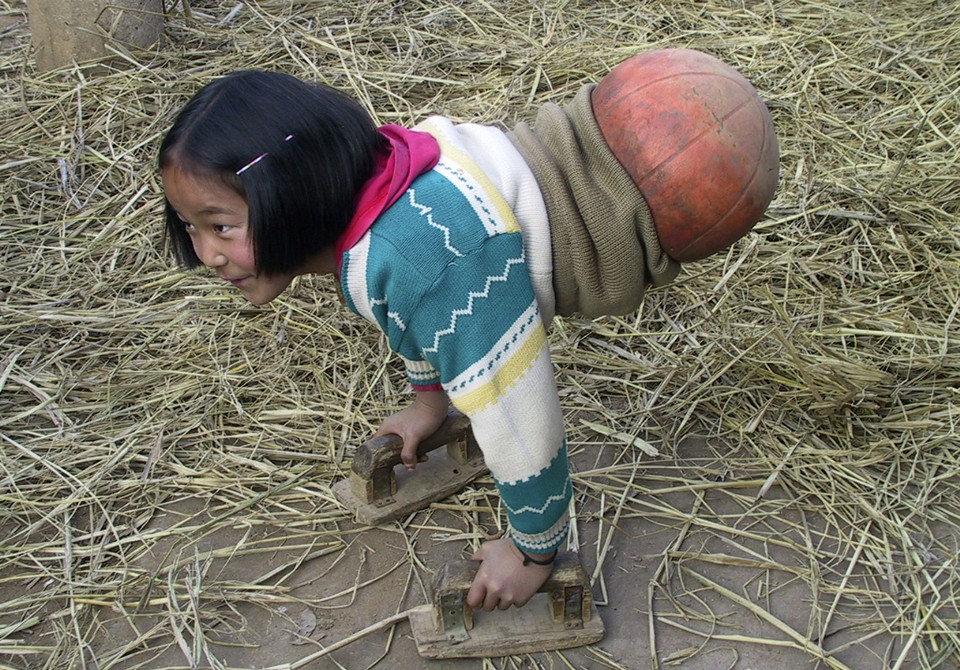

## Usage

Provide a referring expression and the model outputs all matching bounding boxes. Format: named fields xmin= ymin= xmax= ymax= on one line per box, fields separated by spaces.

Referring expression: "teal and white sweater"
xmin=339 ymin=117 xmax=570 ymax=553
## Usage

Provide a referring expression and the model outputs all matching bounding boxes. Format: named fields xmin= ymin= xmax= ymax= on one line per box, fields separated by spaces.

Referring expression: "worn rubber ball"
xmin=592 ymin=48 xmax=779 ymax=262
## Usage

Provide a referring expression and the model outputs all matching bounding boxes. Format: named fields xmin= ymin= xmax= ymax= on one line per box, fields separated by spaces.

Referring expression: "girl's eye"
xmin=213 ymin=224 xmax=231 ymax=234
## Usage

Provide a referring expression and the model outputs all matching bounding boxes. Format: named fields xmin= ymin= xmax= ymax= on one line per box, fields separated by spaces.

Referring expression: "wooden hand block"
xmin=433 ymin=552 xmax=594 ymax=636
xmin=349 ymin=409 xmax=475 ymax=503
xmin=409 ymin=552 xmax=605 ymax=658
xmin=332 ymin=409 xmax=488 ymax=525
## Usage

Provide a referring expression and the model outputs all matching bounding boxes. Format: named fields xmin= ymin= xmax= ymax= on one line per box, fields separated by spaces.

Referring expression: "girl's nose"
xmin=193 ymin=236 xmax=227 ymax=268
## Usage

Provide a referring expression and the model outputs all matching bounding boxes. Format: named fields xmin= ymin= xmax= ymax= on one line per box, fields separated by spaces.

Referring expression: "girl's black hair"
xmin=159 ymin=70 xmax=384 ymax=275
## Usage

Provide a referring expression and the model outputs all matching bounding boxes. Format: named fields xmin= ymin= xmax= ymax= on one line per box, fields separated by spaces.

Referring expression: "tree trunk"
xmin=27 ymin=0 xmax=164 ymax=72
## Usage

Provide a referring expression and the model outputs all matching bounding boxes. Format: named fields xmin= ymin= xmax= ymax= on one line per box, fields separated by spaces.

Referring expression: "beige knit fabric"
xmin=508 ymin=84 xmax=680 ymax=318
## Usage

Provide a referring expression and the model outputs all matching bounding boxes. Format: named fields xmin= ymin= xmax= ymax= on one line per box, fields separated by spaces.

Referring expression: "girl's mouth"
xmin=220 ymin=275 xmax=249 ymax=287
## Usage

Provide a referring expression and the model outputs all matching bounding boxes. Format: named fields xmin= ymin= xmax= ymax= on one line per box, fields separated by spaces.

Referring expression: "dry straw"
xmin=1 ymin=1 xmax=958 ymax=669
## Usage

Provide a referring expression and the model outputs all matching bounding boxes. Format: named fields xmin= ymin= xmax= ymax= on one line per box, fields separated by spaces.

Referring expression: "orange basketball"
xmin=592 ymin=49 xmax=779 ymax=262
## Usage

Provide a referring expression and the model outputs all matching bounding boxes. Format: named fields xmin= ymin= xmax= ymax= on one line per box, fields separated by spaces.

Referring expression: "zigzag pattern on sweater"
xmin=421 ymin=249 xmax=527 ymax=356
xmin=501 ymin=478 xmax=572 ymax=516
xmin=407 ymin=188 xmax=464 ymax=257
xmin=367 ymin=296 xmax=407 ymax=332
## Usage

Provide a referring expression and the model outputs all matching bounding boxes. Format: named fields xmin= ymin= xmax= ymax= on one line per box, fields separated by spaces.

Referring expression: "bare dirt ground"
xmin=75 ymin=437 xmax=928 ymax=670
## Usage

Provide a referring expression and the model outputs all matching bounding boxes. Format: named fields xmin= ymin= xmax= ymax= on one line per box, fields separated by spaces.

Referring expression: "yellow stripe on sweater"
xmin=416 ymin=118 xmax=520 ymax=234
xmin=450 ymin=322 xmax=548 ymax=414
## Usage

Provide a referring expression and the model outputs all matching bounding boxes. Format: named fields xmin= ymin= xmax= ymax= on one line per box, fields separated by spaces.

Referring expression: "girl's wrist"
xmin=409 ymin=390 xmax=450 ymax=441
xmin=517 ymin=546 xmax=558 ymax=567
xmin=414 ymin=388 xmax=449 ymax=413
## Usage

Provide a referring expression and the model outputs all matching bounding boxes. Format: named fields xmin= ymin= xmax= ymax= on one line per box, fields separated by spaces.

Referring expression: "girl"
xmin=159 ymin=63 xmax=775 ymax=613
xmin=160 ymin=70 xmax=580 ymax=612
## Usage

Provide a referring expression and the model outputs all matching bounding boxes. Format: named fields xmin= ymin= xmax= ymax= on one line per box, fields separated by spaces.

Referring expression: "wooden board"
xmin=332 ymin=448 xmax=488 ymax=525
xmin=408 ymin=593 xmax=605 ymax=659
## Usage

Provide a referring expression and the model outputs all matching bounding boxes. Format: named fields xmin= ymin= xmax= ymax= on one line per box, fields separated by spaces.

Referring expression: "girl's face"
xmin=162 ymin=167 xmax=294 ymax=305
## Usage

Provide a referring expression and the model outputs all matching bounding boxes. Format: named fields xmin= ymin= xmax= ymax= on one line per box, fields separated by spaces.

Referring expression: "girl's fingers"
xmin=466 ymin=580 xmax=486 ymax=610
xmin=400 ymin=440 xmax=418 ymax=469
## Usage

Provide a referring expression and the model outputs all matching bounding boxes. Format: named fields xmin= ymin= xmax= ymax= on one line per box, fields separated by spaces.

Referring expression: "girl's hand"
xmin=466 ymin=537 xmax=555 ymax=611
xmin=375 ymin=389 xmax=449 ymax=469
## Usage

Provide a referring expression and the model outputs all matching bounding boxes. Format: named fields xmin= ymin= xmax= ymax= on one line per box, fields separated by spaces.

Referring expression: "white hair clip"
xmin=235 ymin=135 xmax=294 ymax=175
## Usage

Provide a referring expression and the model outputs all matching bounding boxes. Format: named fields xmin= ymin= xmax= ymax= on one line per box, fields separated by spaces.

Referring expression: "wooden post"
xmin=27 ymin=0 xmax=164 ymax=71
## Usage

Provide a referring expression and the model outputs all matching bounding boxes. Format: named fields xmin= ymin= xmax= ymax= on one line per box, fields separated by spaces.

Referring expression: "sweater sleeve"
xmin=400 ymin=234 xmax=571 ymax=554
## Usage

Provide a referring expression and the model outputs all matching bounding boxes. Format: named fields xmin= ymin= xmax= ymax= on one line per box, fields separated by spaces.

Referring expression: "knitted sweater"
xmin=339 ymin=117 xmax=570 ymax=553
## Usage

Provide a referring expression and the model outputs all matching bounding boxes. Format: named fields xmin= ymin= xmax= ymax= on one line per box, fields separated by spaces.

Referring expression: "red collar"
xmin=335 ymin=125 xmax=440 ymax=272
